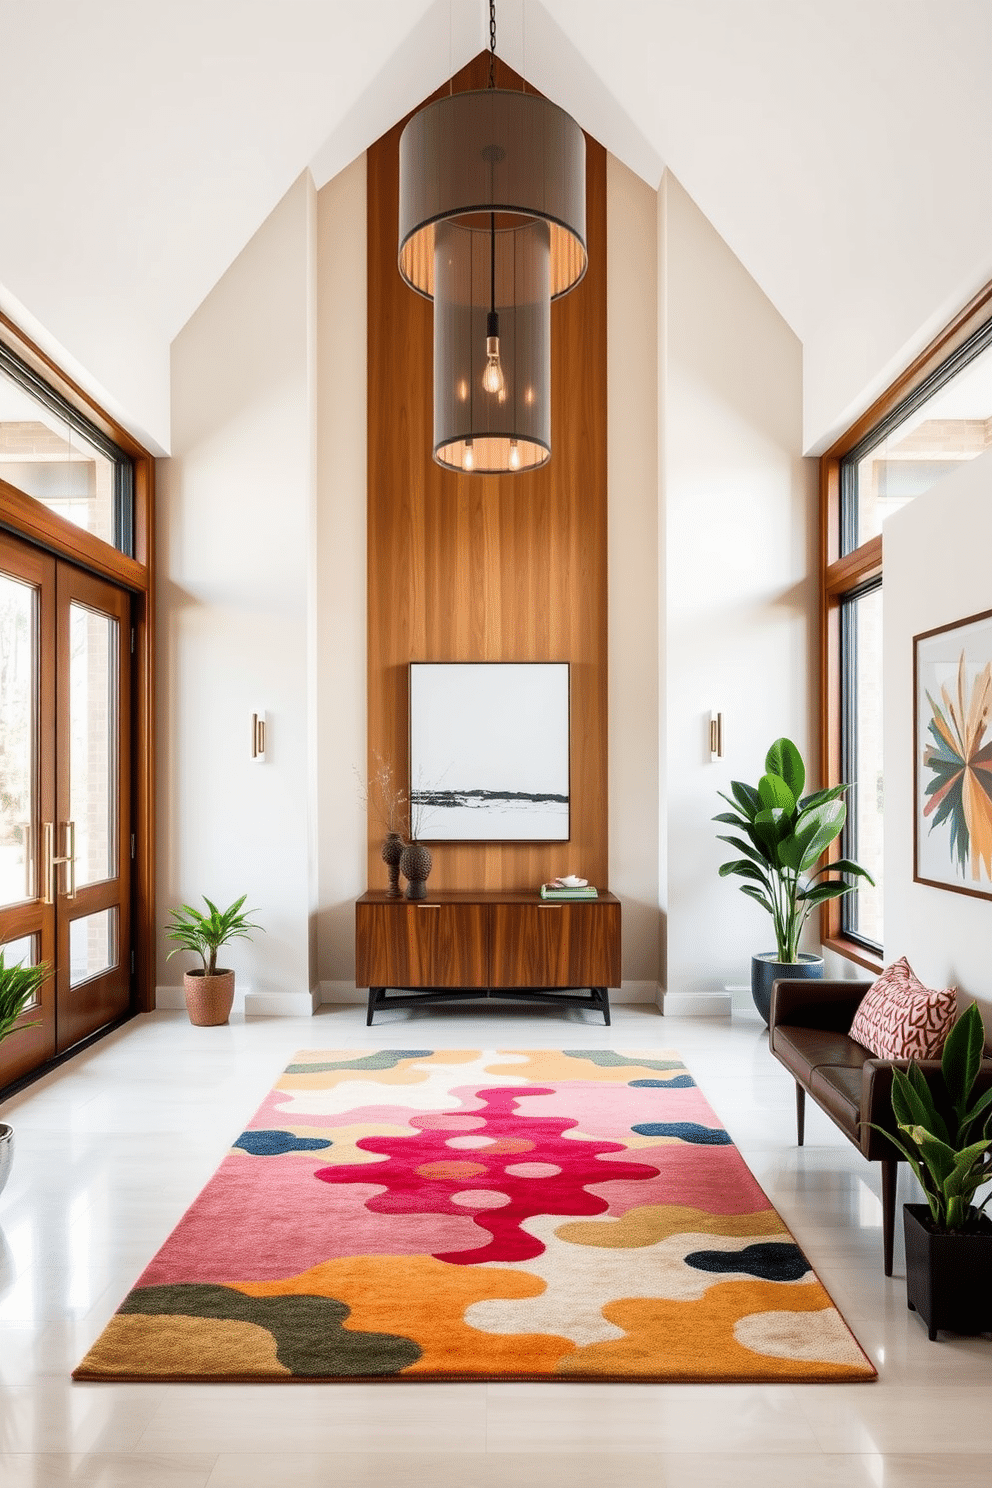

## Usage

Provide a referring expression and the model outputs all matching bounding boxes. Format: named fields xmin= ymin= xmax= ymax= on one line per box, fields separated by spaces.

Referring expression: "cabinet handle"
xmin=539 ymin=903 xmax=563 ymax=908
xmin=416 ymin=903 xmax=440 ymax=909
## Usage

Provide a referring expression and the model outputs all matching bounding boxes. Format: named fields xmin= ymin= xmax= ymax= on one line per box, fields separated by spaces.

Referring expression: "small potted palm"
xmin=875 ymin=1001 xmax=992 ymax=1339
xmin=165 ymin=895 xmax=262 ymax=1026
xmin=714 ymin=737 xmax=874 ymax=1022
xmin=0 ymin=950 xmax=48 ymax=1198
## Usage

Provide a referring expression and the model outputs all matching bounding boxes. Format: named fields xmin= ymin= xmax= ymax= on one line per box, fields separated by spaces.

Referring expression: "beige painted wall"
xmin=661 ymin=172 xmax=817 ymax=1004
xmin=606 ymin=155 xmax=661 ymax=1000
xmin=883 ymin=448 xmax=992 ymax=1028
xmin=156 ymin=172 xmax=316 ymax=1011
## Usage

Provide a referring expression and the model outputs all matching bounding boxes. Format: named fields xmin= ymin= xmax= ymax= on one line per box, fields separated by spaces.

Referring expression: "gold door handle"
xmin=42 ymin=822 xmax=55 ymax=904
xmin=52 ymin=820 xmax=76 ymax=900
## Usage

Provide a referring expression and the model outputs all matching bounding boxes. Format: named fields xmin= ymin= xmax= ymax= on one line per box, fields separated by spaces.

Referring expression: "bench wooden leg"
xmin=795 ymin=1082 xmax=806 ymax=1146
xmin=881 ymin=1158 xmax=898 ymax=1276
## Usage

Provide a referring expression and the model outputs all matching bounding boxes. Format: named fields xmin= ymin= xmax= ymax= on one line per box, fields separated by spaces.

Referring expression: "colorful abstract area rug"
xmin=74 ymin=1050 xmax=875 ymax=1384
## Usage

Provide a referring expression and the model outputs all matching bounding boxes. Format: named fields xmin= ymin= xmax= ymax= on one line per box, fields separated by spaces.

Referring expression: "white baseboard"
xmin=156 ymin=985 xmax=317 ymax=1017
xmin=244 ymin=990 xmax=319 ymax=1018
xmin=661 ymin=991 xmax=732 ymax=1017
xmin=155 ymin=985 xmax=189 ymax=1010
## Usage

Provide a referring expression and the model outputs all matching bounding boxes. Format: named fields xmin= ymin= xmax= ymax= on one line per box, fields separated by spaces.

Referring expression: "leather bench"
xmin=769 ymin=977 xmax=992 ymax=1274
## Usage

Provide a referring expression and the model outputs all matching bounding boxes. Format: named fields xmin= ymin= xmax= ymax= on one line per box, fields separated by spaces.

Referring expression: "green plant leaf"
xmin=739 ymin=885 xmax=775 ymax=914
xmin=718 ymin=860 xmax=772 ymax=887
xmin=716 ymin=833 xmax=773 ymax=868
xmin=796 ymin=881 xmax=853 ymax=907
xmin=758 ymin=773 xmax=796 ymax=814
xmin=808 ymin=858 xmax=875 ymax=883
xmin=729 ymin=781 xmax=761 ymax=819
xmin=753 ymin=808 xmax=790 ymax=851
xmin=797 ymin=784 xmax=848 ymax=813
xmin=892 ymin=1065 xmax=948 ymax=1143
xmin=790 ymin=800 xmax=847 ymax=870
xmin=712 ymin=811 xmax=752 ymax=830
xmin=765 ymin=738 xmax=805 ymax=799
xmin=942 ymin=1001 xmax=985 ymax=1115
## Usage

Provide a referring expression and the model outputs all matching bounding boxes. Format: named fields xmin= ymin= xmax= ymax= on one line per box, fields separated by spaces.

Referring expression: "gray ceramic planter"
xmin=0 ymin=1122 xmax=13 ymax=1199
xmin=751 ymin=952 xmax=823 ymax=1025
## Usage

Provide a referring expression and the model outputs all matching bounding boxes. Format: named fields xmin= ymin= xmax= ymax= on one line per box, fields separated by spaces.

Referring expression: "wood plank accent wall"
xmin=367 ymin=54 xmax=608 ymax=893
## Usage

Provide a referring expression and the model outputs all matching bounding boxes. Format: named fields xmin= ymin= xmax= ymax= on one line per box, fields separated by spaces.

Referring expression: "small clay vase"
xmin=400 ymin=842 xmax=432 ymax=900
xmin=381 ymin=832 xmax=405 ymax=897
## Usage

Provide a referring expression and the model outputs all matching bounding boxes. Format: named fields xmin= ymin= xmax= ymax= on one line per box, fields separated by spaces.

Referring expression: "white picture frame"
xmin=409 ymin=662 xmax=570 ymax=842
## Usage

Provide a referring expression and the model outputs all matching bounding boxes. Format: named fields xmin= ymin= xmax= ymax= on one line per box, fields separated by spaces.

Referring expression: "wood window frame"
xmin=820 ymin=280 xmax=992 ymax=972
xmin=0 ymin=309 xmax=155 ymax=1017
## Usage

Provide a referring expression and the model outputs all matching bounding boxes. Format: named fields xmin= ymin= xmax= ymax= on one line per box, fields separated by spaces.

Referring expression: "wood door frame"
xmin=0 ymin=313 xmax=155 ymax=1022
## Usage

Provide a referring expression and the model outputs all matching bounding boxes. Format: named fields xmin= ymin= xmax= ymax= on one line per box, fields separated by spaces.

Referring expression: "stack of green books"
xmin=540 ymin=880 xmax=598 ymax=899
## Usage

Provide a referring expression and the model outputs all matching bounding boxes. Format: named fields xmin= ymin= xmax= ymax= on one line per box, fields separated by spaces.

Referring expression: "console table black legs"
xmin=366 ymin=985 xmax=612 ymax=1026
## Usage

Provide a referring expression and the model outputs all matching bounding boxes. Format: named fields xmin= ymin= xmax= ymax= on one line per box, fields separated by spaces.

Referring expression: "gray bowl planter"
xmin=751 ymin=952 xmax=823 ymax=1025
xmin=0 ymin=1123 xmax=13 ymax=1200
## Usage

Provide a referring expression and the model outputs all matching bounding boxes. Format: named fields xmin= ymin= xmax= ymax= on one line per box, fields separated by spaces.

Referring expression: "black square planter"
xmin=903 ymin=1203 xmax=992 ymax=1340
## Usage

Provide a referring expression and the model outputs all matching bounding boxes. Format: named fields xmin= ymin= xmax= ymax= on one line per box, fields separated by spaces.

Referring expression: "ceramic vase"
xmin=381 ymin=832 xmax=405 ymax=896
xmin=400 ymin=842 xmax=432 ymax=900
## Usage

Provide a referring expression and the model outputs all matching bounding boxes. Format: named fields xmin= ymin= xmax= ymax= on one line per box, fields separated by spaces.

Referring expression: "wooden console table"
xmin=355 ymin=890 xmax=621 ymax=1026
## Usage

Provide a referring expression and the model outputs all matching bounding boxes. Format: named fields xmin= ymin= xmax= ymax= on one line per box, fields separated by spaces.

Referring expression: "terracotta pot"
xmin=183 ymin=969 xmax=235 ymax=1026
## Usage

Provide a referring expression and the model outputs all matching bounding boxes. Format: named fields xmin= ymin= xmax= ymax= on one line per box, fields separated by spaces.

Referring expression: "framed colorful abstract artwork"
xmin=915 ymin=607 xmax=992 ymax=897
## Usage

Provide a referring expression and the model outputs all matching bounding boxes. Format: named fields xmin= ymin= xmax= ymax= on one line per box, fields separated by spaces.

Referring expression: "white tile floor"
xmin=0 ymin=999 xmax=988 ymax=1487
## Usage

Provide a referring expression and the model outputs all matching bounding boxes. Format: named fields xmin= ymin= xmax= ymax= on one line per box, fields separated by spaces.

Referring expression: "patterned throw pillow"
xmin=848 ymin=956 xmax=956 ymax=1060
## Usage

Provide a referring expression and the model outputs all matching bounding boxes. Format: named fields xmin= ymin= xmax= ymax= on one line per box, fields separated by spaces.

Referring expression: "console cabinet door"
xmin=488 ymin=902 xmax=620 ymax=988
xmin=356 ymin=901 xmax=488 ymax=988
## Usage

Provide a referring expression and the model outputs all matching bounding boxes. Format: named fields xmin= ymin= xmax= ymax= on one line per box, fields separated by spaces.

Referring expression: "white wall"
xmin=607 ymin=156 xmax=661 ymax=1002
xmin=661 ymin=173 xmax=817 ymax=1006
xmin=884 ymin=449 xmax=992 ymax=1028
xmin=314 ymin=159 xmax=369 ymax=1002
xmin=156 ymin=173 xmax=316 ymax=1013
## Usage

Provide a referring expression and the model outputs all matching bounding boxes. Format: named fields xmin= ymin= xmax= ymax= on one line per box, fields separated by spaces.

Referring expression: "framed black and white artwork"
xmin=409 ymin=662 xmax=570 ymax=842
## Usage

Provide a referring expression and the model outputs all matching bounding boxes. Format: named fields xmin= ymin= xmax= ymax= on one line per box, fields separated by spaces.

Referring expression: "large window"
xmin=0 ymin=344 xmax=134 ymax=555
xmin=821 ymin=286 xmax=992 ymax=969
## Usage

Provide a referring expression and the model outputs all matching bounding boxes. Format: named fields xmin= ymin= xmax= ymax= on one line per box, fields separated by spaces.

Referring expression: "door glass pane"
xmin=0 ymin=572 xmax=37 ymax=907
xmin=0 ymin=364 xmax=118 ymax=545
xmin=842 ymin=585 xmax=884 ymax=947
xmin=69 ymin=908 xmax=117 ymax=988
xmin=69 ymin=603 xmax=118 ymax=887
xmin=0 ymin=934 xmax=41 ymax=1008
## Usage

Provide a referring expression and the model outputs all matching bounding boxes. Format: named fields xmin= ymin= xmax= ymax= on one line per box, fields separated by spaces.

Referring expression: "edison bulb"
xmin=463 ymin=440 xmax=475 ymax=471
xmin=483 ymin=335 xmax=506 ymax=399
xmin=509 ymin=439 xmax=520 ymax=470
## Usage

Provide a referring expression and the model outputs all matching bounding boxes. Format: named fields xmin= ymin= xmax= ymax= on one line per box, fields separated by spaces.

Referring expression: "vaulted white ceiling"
xmin=1 ymin=1 xmax=990 ymax=453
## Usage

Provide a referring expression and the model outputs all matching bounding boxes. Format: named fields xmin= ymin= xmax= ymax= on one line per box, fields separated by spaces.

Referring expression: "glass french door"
xmin=0 ymin=531 xmax=131 ymax=1087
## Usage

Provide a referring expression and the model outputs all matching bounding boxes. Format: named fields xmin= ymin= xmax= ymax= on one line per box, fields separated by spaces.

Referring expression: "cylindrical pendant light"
xmin=397 ymin=26 xmax=587 ymax=474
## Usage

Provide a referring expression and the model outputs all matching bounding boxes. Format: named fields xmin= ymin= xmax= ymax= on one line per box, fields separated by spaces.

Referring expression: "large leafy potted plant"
xmin=714 ymin=737 xmax=874 ymax=1022
xmin=165 ymin=895 xmax=261 ymax=1027
xmin=0 ymin=950 xmax=48 ymax=1199
xmin=875 ymin=1001 xmax=992 ymax=1339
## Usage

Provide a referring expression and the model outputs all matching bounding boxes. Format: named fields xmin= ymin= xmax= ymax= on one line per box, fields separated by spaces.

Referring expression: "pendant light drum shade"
xmin=434 ymin=218 xmax=550 ymax=473
xmin=399 ymin=89 xmax=587 ymax=302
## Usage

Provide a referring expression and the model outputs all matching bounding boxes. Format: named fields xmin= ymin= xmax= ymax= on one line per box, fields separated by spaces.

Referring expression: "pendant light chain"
xmin=488 ymin=0 xmax=497 ymax=89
